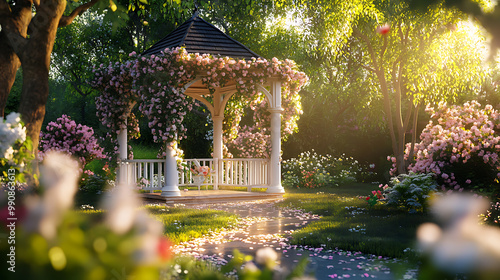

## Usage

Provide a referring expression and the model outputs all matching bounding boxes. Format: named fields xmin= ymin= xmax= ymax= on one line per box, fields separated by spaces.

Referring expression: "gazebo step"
xmin=141 ymin=190 xmax=283 ymax=204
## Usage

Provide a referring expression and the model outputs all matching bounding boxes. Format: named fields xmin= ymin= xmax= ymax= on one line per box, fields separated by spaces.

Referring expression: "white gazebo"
xmin=117 ymin=13 xmax=287 ymax=197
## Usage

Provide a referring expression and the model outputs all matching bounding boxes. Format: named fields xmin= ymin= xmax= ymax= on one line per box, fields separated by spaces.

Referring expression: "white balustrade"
xmin=220 ymin=158 xmax=269 ymax=187
xmin=120 ymin=158 xmax=269 ymax=192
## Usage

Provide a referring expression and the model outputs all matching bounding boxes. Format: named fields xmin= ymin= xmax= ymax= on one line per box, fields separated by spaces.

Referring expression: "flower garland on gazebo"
xmin=91 ymin=47 xmax=308 ymax=159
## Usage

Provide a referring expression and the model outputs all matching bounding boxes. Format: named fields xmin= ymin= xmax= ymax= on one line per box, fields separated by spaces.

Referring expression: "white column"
xmin=161 ymin=142 xmax=181 ymax=197
xmin=117 ymin=123 xmax=128 ymax=185
xmin=212 ymin=115 xmax=224 ymax=190
xmin=267 ymin=108 xmax=284 ymax=193
xmin=267 ymin=81 xmax=285 ymax=193
xmin=213 ymin=115 xmax=224 ymax=161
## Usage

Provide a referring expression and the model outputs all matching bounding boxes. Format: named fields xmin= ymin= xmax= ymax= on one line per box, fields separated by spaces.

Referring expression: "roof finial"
xmin=193 ymin=2 xmax=199 ymax=17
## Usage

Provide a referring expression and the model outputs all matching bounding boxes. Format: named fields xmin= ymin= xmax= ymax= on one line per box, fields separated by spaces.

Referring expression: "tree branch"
xmin=342 ymin=48 xmax=377 ymax=73
xmin=352 ymin=26 xmax=380 ymax=72
xmin=0 ymin=0 xmax=11 ymax=17
xmin=58 ymin=0 xmax=101 ymax=27
xmin=379 ymin=34 xmax=388 ymax=67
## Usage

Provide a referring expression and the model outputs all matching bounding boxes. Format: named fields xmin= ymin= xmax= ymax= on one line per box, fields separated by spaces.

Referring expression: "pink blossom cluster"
xmin=93 ymin=60 xmax=141 ymax=137
xmin=39 ymin=115 xmax=106 ymax=168
xmin=390 ymin=101 xmax=500 ymax=191
xmin=91 ymin=47 xmax=308 ymax=159
xmin=227 ymin=125 xmax=271 ymax=158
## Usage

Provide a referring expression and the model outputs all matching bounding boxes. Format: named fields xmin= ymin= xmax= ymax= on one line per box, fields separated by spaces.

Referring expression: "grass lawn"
xmin=131 ymin=144 xmax=162 ymax=159
xmin=279 ymin=183 xmax=433 ymax=259
xmin=147 ymin=206 xmax=239 ymax=243
xmin=79 ymin=204 xmax=238 ymax=245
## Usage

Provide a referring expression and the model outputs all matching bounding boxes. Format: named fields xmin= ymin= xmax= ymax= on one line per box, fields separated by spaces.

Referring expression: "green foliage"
xmin=385 ymin=173 xmax=439 ymax=213
xmin=288 ymin=0 xmax=487 ymax=174
xmin=178 ymin=105 xmax=212 ymax=159
xmin=79 ymin=173 xmax=110 ymax=194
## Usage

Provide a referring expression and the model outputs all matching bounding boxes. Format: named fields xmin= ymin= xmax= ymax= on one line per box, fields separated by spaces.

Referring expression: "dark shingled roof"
xmin=142 ymin=13 xmax=261 ymax=59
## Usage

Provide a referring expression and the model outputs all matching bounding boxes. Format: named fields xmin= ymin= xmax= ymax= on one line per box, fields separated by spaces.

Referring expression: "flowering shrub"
xmin=0 ymin=112 xmax=33 ymax=184
xmin=384 ymin=173 xmax=438 ymax=213
xmin=390 ymin=101 xmax=500 ymax=196
xmin=227 ymin=125 xmax=270 ymax=158
xmin=282 ymin=150 xmax=364 ymax=188
xmin=91 ymin=47 xmax=308 ymax=159
xmin=39 ymin=115 xmax=106 ymax=169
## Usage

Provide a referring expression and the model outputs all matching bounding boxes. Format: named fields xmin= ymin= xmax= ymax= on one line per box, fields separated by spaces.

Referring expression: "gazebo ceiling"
xmin=184 ymin=79 xmax=237 ymax=96
xmin=142 ymin=12 xmax=261 ymax=59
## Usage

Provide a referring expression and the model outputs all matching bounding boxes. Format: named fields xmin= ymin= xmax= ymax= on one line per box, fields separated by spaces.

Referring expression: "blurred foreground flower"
xmin=255 ymin=247 xmax=278 ymax=269
xmin=417 ymin=194 xmax=500 ymax=278
xmin=1 ymin=152 xmax=171 ymax=280
xmin=23 ymin=152 xmax=80 ymax=239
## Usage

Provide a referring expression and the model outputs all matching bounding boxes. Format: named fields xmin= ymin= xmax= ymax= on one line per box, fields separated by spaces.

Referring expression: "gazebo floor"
xmin=141 ymin=190 xmax=283 ymax=205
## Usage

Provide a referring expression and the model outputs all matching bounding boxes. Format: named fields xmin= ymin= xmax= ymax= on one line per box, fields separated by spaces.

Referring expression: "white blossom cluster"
xmin=0 ymin=112 xmax=26 ymax=160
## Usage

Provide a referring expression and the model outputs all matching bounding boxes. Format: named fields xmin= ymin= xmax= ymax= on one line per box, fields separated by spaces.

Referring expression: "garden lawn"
xmin=147 ymin=206 xmax=239 ymax=243
xmin=131 ymin=143 xmax=162 ymax=159
xmin=80 ymin=206 xmax=239 ymax=244
xmin=278 ymin=183 xmax=433 ymax=259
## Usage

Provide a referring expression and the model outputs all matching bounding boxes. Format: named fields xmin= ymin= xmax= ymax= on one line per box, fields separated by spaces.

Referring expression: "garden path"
xmin=169 ymin=199 xmax=416 ymax=279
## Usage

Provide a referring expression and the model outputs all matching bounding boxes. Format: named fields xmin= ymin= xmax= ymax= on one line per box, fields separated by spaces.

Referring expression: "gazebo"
xmin=108 ymin=12 xmax=305 ymax=197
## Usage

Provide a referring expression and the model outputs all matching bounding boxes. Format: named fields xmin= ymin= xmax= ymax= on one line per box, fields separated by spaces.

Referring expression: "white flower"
xmin=242 ymin=261 xmax=259 ymax=273
xmin=24 ymin=152 xmax=80 ymax=239
xmin=0 ymin=112 xmax=26 ymax=160
xmin=6 ymin=112 xmax=21 ymax=125
xmin=133 ymin=210 xmax=164 ymax=264
xmin=417 ymin=194 xmax=500 ymax=274
xmin=255 ymin=247 xmax=278 ymax=269
xmin=102 ymin=183 xmax=140 ymax=234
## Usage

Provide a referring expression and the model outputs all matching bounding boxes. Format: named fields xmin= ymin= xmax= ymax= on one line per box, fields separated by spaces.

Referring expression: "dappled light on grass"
xmin=146 ymin=206 xmax=239 ymax=244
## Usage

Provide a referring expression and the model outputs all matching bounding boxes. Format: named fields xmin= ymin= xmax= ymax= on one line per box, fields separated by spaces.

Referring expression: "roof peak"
xmin=142 ymin=14 xmax=261 ymax=59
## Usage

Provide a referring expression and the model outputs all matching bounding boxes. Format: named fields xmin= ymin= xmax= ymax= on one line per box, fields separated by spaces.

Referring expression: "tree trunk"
xmin=16 ymin=0 xmax=66 ymax=186
xmin=0 ymin=0 xmax=31 ymax=117
xmin=0 ymin=34 xmax=20 ymax=117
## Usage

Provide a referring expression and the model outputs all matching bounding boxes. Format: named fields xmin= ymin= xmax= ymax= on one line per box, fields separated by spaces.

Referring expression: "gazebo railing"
xmin=120 ymin=158 xmax=269 ymax=192
xmin=120 ymin=159 xmax=165 ymax=191
xmin=220 ymin=158 xmax=269 ymax=187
